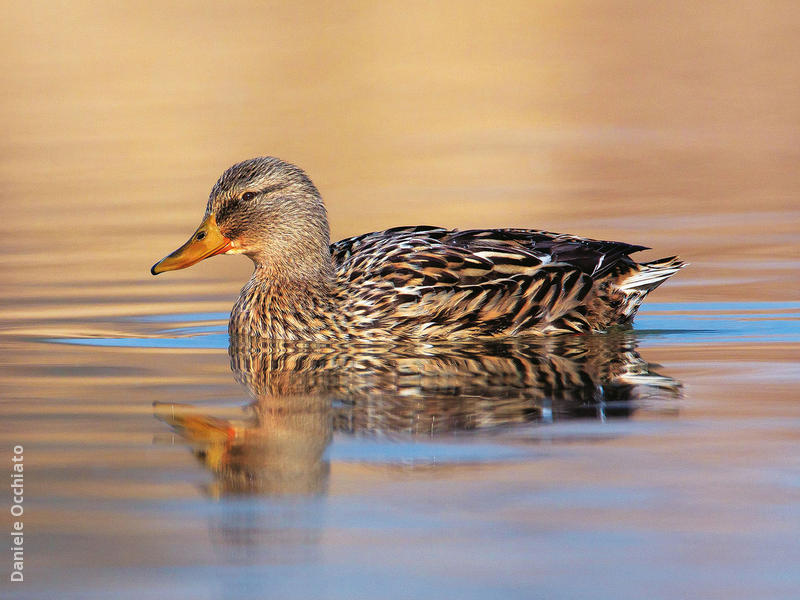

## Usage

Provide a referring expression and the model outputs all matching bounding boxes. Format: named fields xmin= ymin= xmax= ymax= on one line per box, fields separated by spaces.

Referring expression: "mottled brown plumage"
xmin=151 ymin=157 xmax=685 ymax=341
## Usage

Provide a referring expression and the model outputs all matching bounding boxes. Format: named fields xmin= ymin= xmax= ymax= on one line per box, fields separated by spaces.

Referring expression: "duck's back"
xmin=329 ymin=226 xmax=684 ymax=340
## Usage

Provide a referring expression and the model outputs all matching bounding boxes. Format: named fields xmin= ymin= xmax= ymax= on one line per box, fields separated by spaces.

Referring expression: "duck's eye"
xmin=196 ymin=231 xmax=207 ymax=241
xmin=241 ymin=191 xmax=256 ymax=201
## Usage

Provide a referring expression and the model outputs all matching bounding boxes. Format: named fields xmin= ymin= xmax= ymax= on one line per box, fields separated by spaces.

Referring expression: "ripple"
xmin=328 ymin=436 xmax=533 ymax=465
xmin=636 ymin=301 xmax=800 ymax=345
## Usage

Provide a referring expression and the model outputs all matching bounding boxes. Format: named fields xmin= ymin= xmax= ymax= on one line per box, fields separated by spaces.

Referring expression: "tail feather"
xmin=611 ymin=256 xmax=686 ymax=322
xmin=618 ymin=256 xmax=687 ymax=293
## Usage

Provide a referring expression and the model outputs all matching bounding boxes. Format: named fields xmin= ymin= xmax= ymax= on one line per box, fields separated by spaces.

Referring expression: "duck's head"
xmin=151 ymin=157 xmax=332 ymax=280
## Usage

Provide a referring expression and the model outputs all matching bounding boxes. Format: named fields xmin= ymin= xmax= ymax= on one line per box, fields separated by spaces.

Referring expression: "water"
xmin=2 ymin=2 xmax=800 ymax=599
xmin=4 ymin=308 xmax=799 ymax=600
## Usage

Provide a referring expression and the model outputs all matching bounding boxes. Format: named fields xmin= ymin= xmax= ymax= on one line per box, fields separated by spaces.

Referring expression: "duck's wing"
xmin=331 ymin=226 xmax=647 ymax=287
xmin=330 ymin=227 xmax=651 ymax=337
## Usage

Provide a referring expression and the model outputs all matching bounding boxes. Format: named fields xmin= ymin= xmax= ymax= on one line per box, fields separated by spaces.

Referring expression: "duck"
xmin=151 ymin=157 xmax=685 ymax=341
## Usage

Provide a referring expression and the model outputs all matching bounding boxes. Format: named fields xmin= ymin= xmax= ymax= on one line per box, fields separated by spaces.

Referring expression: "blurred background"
xmin=1 ymin=0 xmax=798 ymax=324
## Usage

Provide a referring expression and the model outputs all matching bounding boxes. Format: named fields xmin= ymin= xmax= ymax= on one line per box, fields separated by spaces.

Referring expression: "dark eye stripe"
xmin=217 ymin=183 xmax=290 ymax=224
xmin=240 ymin=183 xmax=289 ymax=202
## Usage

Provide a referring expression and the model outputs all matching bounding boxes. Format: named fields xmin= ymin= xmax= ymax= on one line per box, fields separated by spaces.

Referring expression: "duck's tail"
xmin=620 ymin=256 xmax=687 ymax=293
xmin=614 ymin=256 xmax=686 ymax=321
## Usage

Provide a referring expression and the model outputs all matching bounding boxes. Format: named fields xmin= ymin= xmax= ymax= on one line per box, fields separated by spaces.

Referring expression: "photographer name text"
xmin=10 ymin=445 xmax=24 ymax=583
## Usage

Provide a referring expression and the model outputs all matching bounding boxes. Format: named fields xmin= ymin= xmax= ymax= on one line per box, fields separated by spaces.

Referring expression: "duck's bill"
xmin=151 ymin=214 xmax=232 ymax=275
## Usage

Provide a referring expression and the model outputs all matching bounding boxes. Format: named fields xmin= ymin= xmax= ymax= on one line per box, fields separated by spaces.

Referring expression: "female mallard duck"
xmin=151 ymin=157 xmax=685 ymax=341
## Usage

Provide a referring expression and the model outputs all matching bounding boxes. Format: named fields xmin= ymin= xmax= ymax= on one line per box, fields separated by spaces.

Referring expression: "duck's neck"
xmin=229 ymin=264 xmax=345 ymax=341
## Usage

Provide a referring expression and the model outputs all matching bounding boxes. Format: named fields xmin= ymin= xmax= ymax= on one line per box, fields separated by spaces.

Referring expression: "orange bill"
xmin=151 ymin=214 xmax=231 ymax=275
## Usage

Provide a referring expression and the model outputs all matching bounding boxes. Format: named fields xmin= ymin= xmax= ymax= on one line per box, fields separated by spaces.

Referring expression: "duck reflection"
xmin=155 ymin=333 xmax=680 ymax=498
